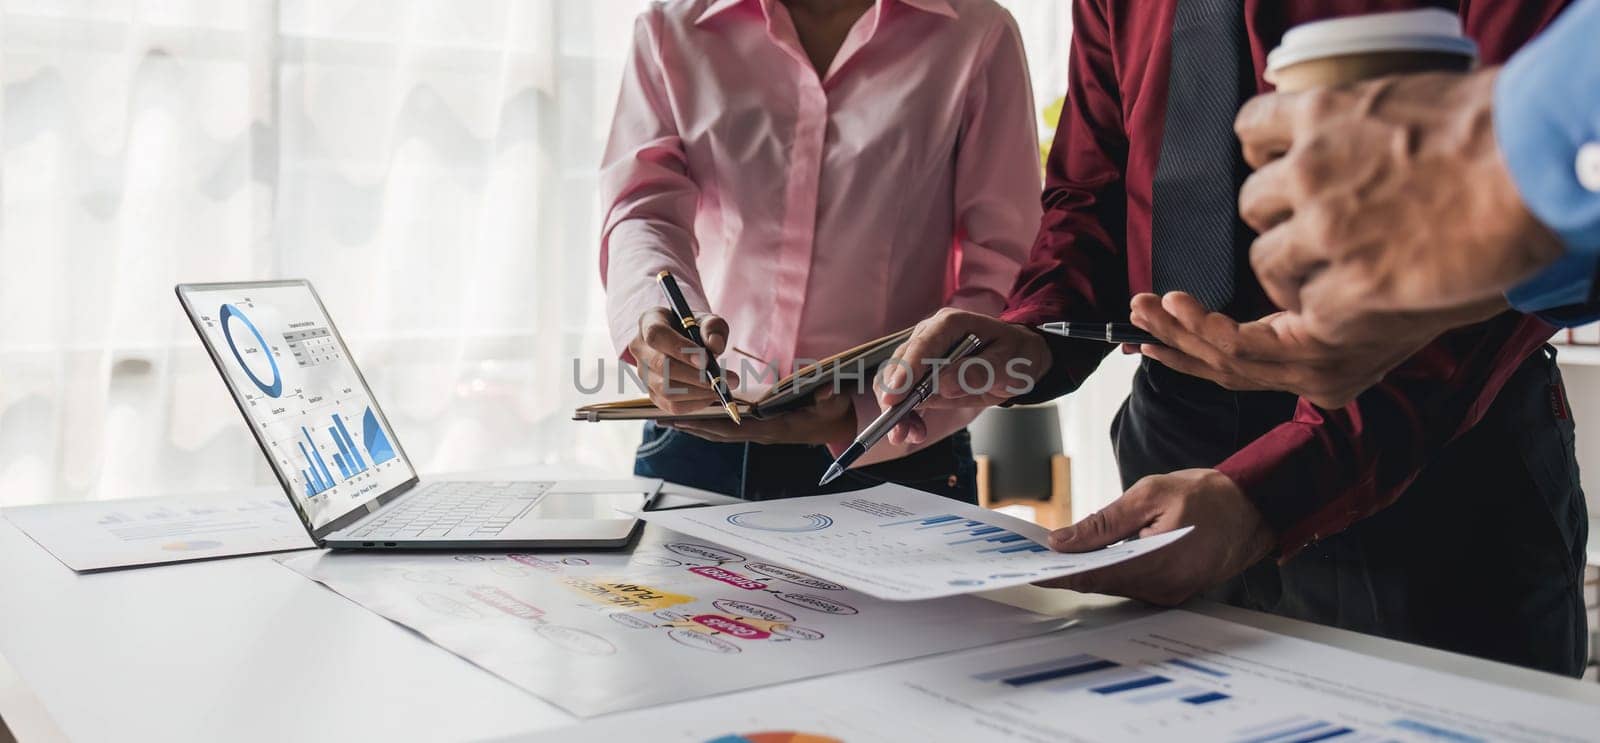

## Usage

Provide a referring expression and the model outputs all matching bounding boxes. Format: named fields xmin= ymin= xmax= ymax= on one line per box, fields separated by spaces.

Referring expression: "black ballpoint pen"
xmin=819 ymin=334 xmax=983 ymax=486
xmin=1038 ymin=321 xmax=1166 ymax=347
xmin=656 ymin=271 xmax=741 ymax=425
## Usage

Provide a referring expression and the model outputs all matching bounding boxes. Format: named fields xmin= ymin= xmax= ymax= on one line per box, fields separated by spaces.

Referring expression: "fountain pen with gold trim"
xmin=656 ymin=270 xmax=741 ymax=425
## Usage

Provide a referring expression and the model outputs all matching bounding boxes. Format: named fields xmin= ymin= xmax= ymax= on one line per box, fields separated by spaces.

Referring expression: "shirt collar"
xmin=694 ymin=0 xmax=746 ymax=25
xmin=896 ymin=0 xmax=957 ymax=19
xmin=694 ymin=0 xmax=958 ymax=27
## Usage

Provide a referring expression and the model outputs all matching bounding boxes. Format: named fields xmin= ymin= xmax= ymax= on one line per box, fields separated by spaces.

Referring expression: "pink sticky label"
xmin=691 ymin=614 xmax=770 ymax=640
xmin=688 ymin=565 xmax=768 ymax=590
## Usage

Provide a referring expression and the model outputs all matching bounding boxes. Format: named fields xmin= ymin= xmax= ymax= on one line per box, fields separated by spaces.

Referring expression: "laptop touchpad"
xmin=527 ymin=492 xmax=645 ymax=521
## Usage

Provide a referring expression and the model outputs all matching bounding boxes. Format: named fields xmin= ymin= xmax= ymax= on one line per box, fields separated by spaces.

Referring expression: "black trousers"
xmin=1112 ymin=347 xmax=1590 ymax=676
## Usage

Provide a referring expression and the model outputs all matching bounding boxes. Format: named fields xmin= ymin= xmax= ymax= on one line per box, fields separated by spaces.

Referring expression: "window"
xmin=0 ymin=0 xmax=1070 ymax=505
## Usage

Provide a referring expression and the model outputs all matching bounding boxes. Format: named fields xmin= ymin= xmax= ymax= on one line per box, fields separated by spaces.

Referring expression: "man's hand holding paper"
xmin=638 ymin=484 xmax=1191 ymax=602
xmin=1039 ymin=469 xmax=1275 ymax=606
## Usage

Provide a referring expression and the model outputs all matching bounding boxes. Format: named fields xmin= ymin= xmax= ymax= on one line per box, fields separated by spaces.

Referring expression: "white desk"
xmin=2 ymin=474 xmax=1597 ymax=742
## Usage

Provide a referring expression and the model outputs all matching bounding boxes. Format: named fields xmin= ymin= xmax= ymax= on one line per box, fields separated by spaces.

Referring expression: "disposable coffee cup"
xmin=1265 ymin=8 xmax=1478 ymax=92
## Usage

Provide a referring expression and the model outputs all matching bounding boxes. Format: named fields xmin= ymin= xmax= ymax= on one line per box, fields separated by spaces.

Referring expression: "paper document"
xmin=278 ymin=524 xmax=1069 ymax=717
xmin=529 ymin=609 xmax=1600 ymax=743
xmin=638 ymin=484 xmax=1189 ymax=600
xmin=4 ymin=492 xmax=314 ymax=572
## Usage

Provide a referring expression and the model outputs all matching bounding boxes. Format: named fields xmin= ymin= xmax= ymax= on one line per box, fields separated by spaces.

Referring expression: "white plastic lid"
xmin=1266 ymin=8 xmax=1478 ymax=72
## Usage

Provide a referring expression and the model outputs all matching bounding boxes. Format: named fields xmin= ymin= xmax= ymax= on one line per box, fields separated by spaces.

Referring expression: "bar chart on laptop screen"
xmin=187 ymin=285 xmax=411 ymax=528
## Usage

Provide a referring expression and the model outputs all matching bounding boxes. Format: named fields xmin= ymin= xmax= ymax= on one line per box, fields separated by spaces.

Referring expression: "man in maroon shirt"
xmin=882 ymin=0 xmax=1589 ymax=675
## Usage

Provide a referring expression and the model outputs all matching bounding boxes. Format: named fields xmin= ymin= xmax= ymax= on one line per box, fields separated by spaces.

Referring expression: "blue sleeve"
xmin=1497 ymin=0 xmax=1600 ymax=321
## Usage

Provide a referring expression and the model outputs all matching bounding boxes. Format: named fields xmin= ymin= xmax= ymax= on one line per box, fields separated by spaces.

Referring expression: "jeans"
xmin=633 ymin=422 xmax=979 ymax=504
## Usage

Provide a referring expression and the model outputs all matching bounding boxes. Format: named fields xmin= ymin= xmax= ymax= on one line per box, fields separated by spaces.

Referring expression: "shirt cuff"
xmin=604 ymin=227 xmax=711 ymax=362
xmin=995 ymin=306 xmax=1110 ymax=404
xmin=1506 ymin=249 xmax=1600 ymax=313
xmin=1492 ymin=9 xmax=1600 ymax=257
xmin=946 ymin=289 xmax=1008 ymax=317
xmin=1213 ymin=421 xmax=1350 ymax=559
xmin=1533 ymin=301 xmax=1600 ymax=328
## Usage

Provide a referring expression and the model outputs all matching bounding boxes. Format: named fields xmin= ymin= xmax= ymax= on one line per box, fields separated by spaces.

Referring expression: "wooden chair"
xmin=974 ymin=453 xmax=1072 ymax=530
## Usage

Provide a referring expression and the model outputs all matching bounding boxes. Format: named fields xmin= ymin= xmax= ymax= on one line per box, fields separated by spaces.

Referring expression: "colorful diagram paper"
xmin=639 ymin=484 xmax=1191 ymax=600
xmin=277 ymin=526 xmax=1069 ymax=716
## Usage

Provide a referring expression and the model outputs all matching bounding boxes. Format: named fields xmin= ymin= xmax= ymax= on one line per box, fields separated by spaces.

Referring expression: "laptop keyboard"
xmin=346 ymin=481 xmax=553 ymax=540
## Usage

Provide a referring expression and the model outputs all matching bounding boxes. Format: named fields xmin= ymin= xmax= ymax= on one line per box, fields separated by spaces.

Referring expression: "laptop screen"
xmin=178 ymin=280 xmax=416 ymax=531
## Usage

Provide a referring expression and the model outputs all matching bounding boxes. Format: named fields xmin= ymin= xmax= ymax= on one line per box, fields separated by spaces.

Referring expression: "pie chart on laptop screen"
xmin=703 ymin=733 xmax=842 ymax=743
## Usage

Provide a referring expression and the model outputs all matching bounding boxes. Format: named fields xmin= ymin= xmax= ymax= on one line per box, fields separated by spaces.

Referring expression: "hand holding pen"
xmin=656 ymin=271 xmax=740 ymax=424
xmin=874 ymin=309 xmax=1057 ymax=445
xmin=626 ymin=272 xmax=742 ymax=423
xmin=821 ymin=334 xmax=984 ymax=485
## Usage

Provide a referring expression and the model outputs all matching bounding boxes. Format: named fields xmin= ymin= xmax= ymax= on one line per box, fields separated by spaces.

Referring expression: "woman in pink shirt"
xmin=599 ymin=0 xmax=1041 ymax=501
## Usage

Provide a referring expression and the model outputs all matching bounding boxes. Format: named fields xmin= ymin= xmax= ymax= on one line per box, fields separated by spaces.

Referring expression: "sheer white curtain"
xmin=0 ymin=0 xmax=646 ymax=504
xmin=0 ymin=0 xmax=1076 ymax=507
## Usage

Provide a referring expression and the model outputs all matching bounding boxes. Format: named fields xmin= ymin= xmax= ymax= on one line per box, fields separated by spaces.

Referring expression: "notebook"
xmin=573 ymin=328 xmax=913 ymax=422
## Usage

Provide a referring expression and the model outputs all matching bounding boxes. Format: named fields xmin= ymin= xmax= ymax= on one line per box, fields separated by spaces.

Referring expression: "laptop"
xmin=176 ymin=279 xmax=659 ymax=550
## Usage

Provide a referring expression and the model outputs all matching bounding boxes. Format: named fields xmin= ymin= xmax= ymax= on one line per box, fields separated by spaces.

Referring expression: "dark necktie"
xmin=1150 ymin=0 xmax=1253 ymax=311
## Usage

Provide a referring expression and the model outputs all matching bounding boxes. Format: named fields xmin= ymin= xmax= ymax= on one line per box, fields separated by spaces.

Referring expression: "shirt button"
xmin=1578 ymin=142 xmax=1600 ymax=193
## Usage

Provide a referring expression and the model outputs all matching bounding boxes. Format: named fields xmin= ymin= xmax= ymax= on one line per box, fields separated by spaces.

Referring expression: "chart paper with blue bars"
xmin=881 ymin=514 xmax=1051 ymax=554
xmin=538 ymin=600 xmax=1596 ymax=741
xmin=913 ymin=610 xmax=1574 ymax=743
xmin=975 ymin=652 xmax=1237 ymax=710
xmin=645 ymin=483 xmax=1193 ymax=600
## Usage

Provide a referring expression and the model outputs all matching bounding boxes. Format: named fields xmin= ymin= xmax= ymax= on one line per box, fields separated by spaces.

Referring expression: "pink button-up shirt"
xmin=599 ymin=0 xmax=1042 ymax=463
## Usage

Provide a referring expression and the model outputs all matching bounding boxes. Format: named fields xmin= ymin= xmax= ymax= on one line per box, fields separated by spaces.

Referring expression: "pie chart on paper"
xmin=725 ymin=511 xmax=835 ymax=533
xmin=703 ymin=733 xmax=843 ymax=743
